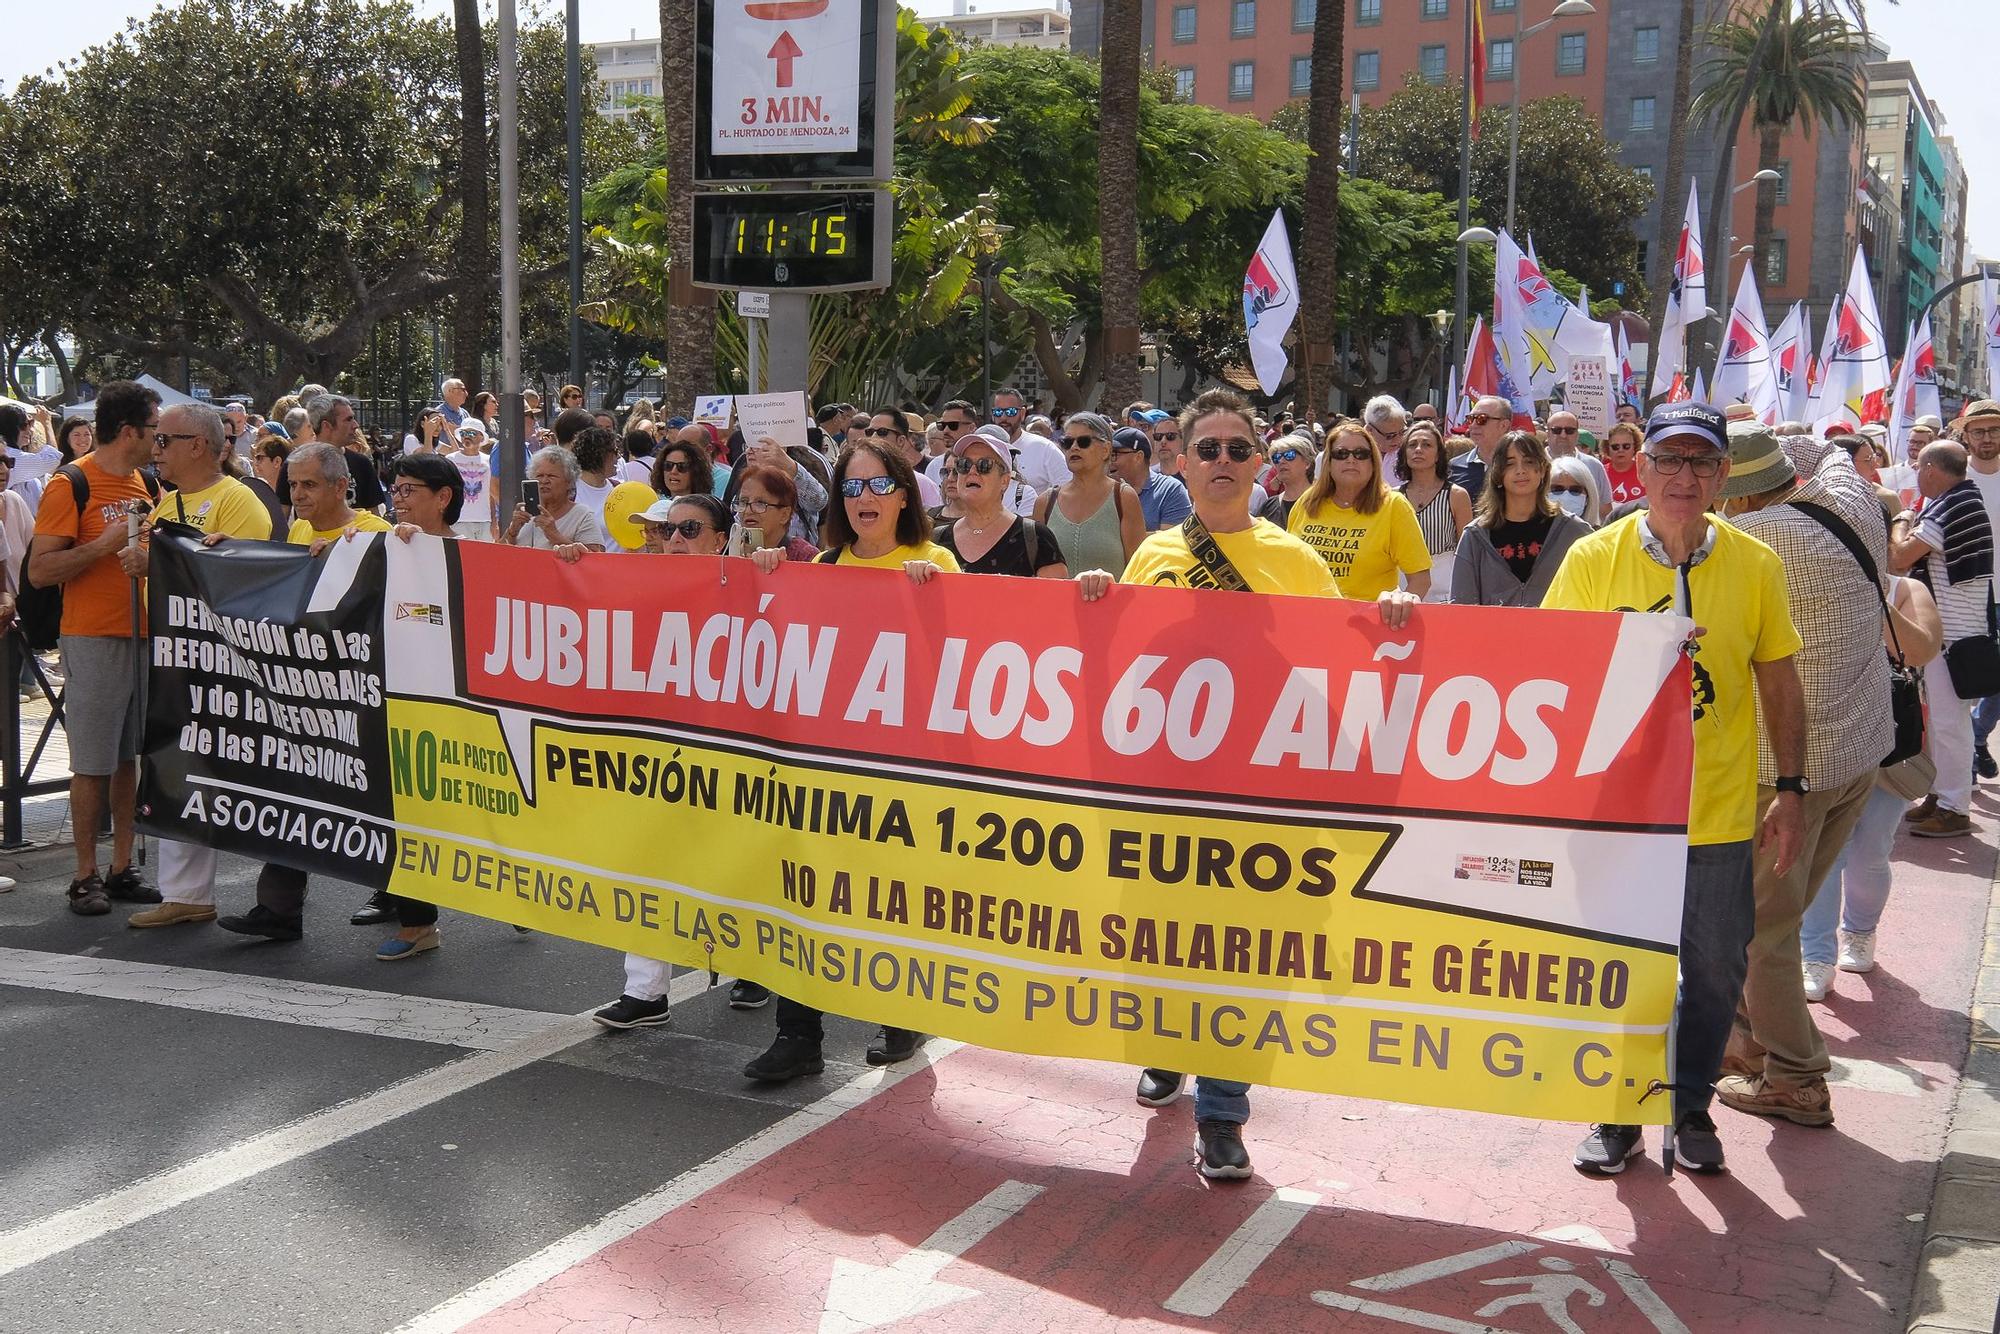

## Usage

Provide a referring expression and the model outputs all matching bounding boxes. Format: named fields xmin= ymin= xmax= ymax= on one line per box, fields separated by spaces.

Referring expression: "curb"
xmin=1906 ymin=877 xmax=2000 ymax=1333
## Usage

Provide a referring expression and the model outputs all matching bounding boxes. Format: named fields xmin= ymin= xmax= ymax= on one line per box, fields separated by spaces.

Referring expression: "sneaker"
xmin=1194 ymin=1119 xmax=1252 ymax=1180
xmin=591 ymin=994 xmax=672 ymax=1030
xmin=102 ymin=866 xmax=160 ymax=904
xmin=866 ymin=1026 xmax=922 ymax=1066
xmin=350 ymin=889 xmax=396 ymax=926
xmin=127 ymin=902 xmax=217 ymax=929
xmin=1672 ymin=1110 xmax=1727 ymax=1173
xmin=376 ymin=927 xmax=441 ymax=961
xmin=743 ymin=1034 xmax=824 ymax=1082
xmin=66 ymin=874 xmax=110 ymax=916
xmin=1136 ymin=1068 xmax=1186 ymax=1107
xmin=1715 ymin=1073 xmax=1834 ymax=1127
xmin=1979 ymin=744 xmax=1999 ymax=780
xmin=728 ymin=979 xmax=771 ymax=1010
xmin=1573 ymin=1123 xmax=1644 ymax=1175
xmin=1838 ymin=930 xmax=1877 ymax=973
xmin=1802 ymin=960 xmax=1835 ymax=1002
xmin=1904 ymin=794 xmax=1939 ymax=823
xmin=1911 ymin=809 xmax=1973 ymax=839
xmin=215 ymin=904 xmax=304 ymax=941
xmin=0 ymin=875 xmax=14 ymax=893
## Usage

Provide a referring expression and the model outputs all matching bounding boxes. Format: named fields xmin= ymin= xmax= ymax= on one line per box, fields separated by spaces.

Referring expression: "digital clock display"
xmin=691 ymin=190 xmax=888 ymax=292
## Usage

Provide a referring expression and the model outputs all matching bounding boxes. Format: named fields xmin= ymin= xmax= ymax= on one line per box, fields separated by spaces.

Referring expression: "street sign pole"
xmin=497 ymin=0 xmax=523 ymax=521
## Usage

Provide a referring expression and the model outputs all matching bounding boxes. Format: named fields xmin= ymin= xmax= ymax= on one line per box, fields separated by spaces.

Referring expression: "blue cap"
xmin=261 ymin=422 xmax=290 ymax=441
xmin=1140 ymin=409 xmax=1173 ymax=424
xmin=1643 ymin=401 xmax=1727 ymax=453
xmin=665 ymin=416 xmax=689 ymax=430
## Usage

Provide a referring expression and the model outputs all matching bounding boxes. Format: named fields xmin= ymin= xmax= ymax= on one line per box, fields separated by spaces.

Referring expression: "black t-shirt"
xmin=1488 ymin=510 xmax=1556 ymax=583
xmin=932 ymin=516 xmax=1066 ymax=577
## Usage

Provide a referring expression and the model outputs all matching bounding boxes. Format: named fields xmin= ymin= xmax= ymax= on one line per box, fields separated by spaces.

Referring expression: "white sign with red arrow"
xmin=710 ymin=0 xmax=864 ymax=158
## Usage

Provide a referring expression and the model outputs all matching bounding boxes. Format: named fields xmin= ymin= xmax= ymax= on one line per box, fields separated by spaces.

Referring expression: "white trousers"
xmin=623 ymin=953 xmax=672 ymax=1002
xmin=1926 ymin=655 xmax=1975 ymax=814
xmin=158 ymin=839 xmax=218 ymax=906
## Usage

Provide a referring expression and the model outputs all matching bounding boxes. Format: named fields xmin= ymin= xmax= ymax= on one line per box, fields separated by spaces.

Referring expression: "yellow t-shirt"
xmin=1542 ymin=513 xmax=1802 ymax=846
xmin=287 ymin=510 xmax=394 ymax=546
xmin=1287 ymin=489 xmax=1432 ymax=599
xmin=1121 ymin=519 xmax=1339 ymax=597
xmin=156 ymin=476 xmax=273 ymax=542
xmin=826 ymin=541 xmax=962 ymax=573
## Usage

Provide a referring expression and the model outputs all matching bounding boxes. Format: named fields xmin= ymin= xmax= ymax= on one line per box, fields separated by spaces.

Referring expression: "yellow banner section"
xmin=384 ymin=698 xmax=1676 ymax=1123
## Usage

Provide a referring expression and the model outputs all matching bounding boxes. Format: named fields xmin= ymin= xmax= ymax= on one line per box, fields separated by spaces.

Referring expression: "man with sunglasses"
xmin=990 ymin=387 xmax=1068 ymax=493
xmin=1544 ymin=401 xmax=1806 ymax=1177
xmin=1451 ymin=395 xmax=1514 ymax=499
xmin=1108 ymin=427 xmax=1191 ymax=530
xmin=1362 ymin=395 xmax=1408 ymax=469
xmin=1543 ymin=409 xmax=1610 ymax=509
xmin=1079 ymin=388 xmax=1418 ymax=1182
xmin=924 ymin=400 xmax=981 ymax=490
xmin=865 ymin=408 xmax=943 ymax=510
xmin=1142 ymin=410 xmax=1188 ymax=479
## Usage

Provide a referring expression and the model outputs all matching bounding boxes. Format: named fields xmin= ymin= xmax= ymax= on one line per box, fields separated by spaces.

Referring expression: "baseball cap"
xmin=1717 ymin=422 xmax=1796 ymax=500
xmin=259 ymin=422 xmax=290 ymax=441
xmin=1112 ymin=426 xmax=1152 ymax=456
xmin=1140 ymin=409 xmax=1173 ymax=425
xmin=952 ymin=424 xmax=1014 ymax=459
xmin=1643 ymin=402 xmax=1727 ymax=453
xmin=633 ymin=496 xmax=682 ymax=524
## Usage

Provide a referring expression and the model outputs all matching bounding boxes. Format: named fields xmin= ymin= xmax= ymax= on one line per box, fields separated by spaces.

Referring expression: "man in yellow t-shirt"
xmin=1079 ymin=388 xmax=1418 ymax=1184
xmin=127 ymin=403 xmax=274 ymax=929
xmin=1542 ymin=401 xmax=1805 ymax=1179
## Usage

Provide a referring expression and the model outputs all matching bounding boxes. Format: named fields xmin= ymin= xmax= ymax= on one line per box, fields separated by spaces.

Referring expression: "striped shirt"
xmin=1915 ymin=480 xmax=1995 ymax=645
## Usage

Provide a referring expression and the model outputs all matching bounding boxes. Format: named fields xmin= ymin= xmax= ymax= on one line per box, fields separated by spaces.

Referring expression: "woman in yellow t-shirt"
xmin=812 ymin=440 xmax=961 ymax=581
xmin=1285 ymin=420 xmax=1431 ymax=599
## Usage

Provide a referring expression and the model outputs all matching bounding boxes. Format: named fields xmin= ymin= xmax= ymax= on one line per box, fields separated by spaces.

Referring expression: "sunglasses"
xmin=154 ymin=432 xmax=204 ymax=448
xmin=939 ymin=420 xmax=973 ymax=431
xmin=647 ymin=519 xmax=713 ymax=539
xmin=1325 ymin=447 xmax=1371 ymax=462
xmin=1464 ymin=412 xmax=1499 ymax=426
xmin=1645 ymin=452 xmax=1724 ymax=477
xmin=992 ymin=406 xmax=1021 ymax=418
xmin=1192 ymin=438 xmax=1256 ymax=463
xmin=1546 ymin=426 xmax=1579 ymax=435
xmin=660 ymin=459 xmax=693 ymax=473
xmin=862 ymin=426 xmax=904 ymax=439
xmin=949 ymin=458 xmax=1002 ymax=476
xmin=1151 ymin=429 xmax=1181 ymax=442
xmin=1549 ymin=484 xmax=1587 ymax=495
xmin=841 ymin=476 xmax=902 ymax=498
xmin=1270 ymin=448 xmax=1307 ymax=464
xmin=1062 ymin=434 xmax=1102 ymax=450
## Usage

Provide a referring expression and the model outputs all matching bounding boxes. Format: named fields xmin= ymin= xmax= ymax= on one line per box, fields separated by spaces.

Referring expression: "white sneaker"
xmin=1802 ymin=960 xmax=1835 ymax=1002
xmin=1838 ymin=930 xmax=1877 ymax=974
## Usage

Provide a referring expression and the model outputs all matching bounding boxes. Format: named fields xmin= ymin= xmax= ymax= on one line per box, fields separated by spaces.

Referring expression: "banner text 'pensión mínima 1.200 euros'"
xmin=139 ymin=528 xmax=1694 ymax=1124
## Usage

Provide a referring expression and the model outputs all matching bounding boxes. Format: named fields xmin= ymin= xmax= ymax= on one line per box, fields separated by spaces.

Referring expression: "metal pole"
xmin=1504 ymin=3 xmax=1523 ymax=236
xmin=497 ymin=0 xmax=523 ymax=522
xmin=980 ymin=257 xmax=994 ymax=418
xmin=566 ymin=0 xmax=585 ymax=392
xmin=747 ymin=314 xmax=761 ymax=394
xmin=1451 ymin=0 xmax=1474 ymax=396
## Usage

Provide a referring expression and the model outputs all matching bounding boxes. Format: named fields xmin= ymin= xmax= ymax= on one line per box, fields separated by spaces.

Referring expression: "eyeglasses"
xmin=660 ymin=459 xmax=693 ymax=473
xmin=841 ymin=476 xmax=902 ymax=498
xmin=1270 ymin=448 xmax=1307 ymax=464
xmin=1464 ymin=413 xmax=1499 ymax=426
xmin=388 ymin=483 xmax=433 ymax=499
xmin=154 ymin=432 xmax=204 ymax=448
xmin=1645 ymin=451 xmax=1724 ymax=477
xmin=1546 ymin=426 xmax=1578 ymax=436
xmin=939 ymin=420 xmax=973 ymax=431
xmin=1062 ymin=435 xmax=1101 ymax=450
xmin=1151 ymin=429 xmax=1181 ymax=442
xmin=862 ymin=426 xmax=904 ymax=439
xmin=992 ymin=406 xmax=1021 ymax=418
xmin=732 ymin=496 xmax=788 ymax=514
xmin=1549 ymin=484 xmax=1587 ymax=495
xmin=647 ymin=519 xmax=713 ymax=539
xmin=949 ymin=458 xmax=1002 ymax=476
xmin=1192 ymin=438 xmax=1256 ymax=463
xmin=1325 ymin=447 xmax=1371 ymax=462
xmin=1370 ymin=426 xmax=1405 ymax=442
xmin=1109 ymin=445 xmax=1145 ymax=457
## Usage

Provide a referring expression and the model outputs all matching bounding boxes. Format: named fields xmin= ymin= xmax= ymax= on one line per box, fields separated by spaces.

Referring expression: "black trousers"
xmin=257 ymin=866 xmax=434 ymax=927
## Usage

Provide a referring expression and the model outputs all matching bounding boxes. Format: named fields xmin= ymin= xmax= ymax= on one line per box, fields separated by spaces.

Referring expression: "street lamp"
xmin=1504 ymin=0 xmax=1596 ymax=235
xmin=1430 ymin=309 xmax=1453 ymax=407
xmin=1722 ymin=170 xmax=1784 ymax=278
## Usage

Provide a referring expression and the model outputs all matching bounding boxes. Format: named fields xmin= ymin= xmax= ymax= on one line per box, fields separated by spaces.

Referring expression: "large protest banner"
xmin=141 ymin=528 xmax=1694 ymax=1124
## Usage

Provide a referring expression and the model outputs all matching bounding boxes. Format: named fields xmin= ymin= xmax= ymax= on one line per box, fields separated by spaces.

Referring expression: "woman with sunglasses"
xmin=1390 ymin=421 xmax=1472 ymax=603
xmin=1288 ymin=420 xmax=1432 ymax=600
xmin=1548 ymin=456 xmax=1605 ymax=527
xmin=1454 ymin=430 xmax=1590 ymax=608
xmin=733 ymin=465 xmax=819 ymax=562
xmin=932 ymin=429 xmax=1068 ymax=578
xmin=1602 ymin=422 xmax=1645 ymax=506
xmin=650 ymin=435 xmax=715 ymax=500
xmin=1256 ymin=431 xmax=1318 ymax=528
xmin=629 ymin=492 xmax=730 ymax=555
xmin=811 ymin=441 xmax=959 ymax=577
xmin=1033 ymin=411 xmax=1143 ymax=578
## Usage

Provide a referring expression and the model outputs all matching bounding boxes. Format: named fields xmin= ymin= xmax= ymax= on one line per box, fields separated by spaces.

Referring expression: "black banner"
xmin=138 ymin=525 xmax=395 ymax=888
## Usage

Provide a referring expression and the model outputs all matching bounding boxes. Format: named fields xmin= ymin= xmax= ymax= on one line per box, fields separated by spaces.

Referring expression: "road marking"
xmin=820 ymin=1178 xmax=1045 ymax=1334
xmin=1533 ymin=1223 xmax=1616 ymax=1251
xmin=1350 ymin=1240 xmax=1541 ymax=1291
xmin=1600 ymin=1257 xmax=1691 ymax=1333
xmin=392 ymin=1040 xmax=966 ymax=1334
xmin=1162 ymin=1186 xmax=1322 ymax=1317
xmin=0 ymin=965 xmax=713 ymax=1280
xmin=1827 ymin=1055 xmax=1935 ymax=1097
xmin=1313 ymin=1292 xmax=1505 ymax=1332
xmin=0 ymin=945 xmax=562 ymax=1050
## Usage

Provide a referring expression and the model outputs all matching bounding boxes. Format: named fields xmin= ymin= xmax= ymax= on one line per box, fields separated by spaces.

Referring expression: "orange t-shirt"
xmin=33 ymin=456 xmax=156 ymax=638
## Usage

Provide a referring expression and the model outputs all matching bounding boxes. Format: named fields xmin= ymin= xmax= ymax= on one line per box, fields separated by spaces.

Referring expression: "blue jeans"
xmin=1801 ymin=781 xmax=1904 ymax=965
xmin=1193 ymin=1077 xmax=1251 ymax=1125
xmin=1675 ymin=840 xmax=1755 ymax=1118
xmin=1976 ymin=694 xmax=2000 ymax=749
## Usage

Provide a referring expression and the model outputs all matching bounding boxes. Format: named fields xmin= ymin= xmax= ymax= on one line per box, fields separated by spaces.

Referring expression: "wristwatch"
xmin=1774 ymin=776 xmax=1808 ymax=796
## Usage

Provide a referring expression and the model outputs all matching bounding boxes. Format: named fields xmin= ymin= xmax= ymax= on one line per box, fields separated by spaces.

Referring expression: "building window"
xmin=1637 ymin=240 xmax=1650 ymax=274
xmin=1354 ymin=50 xmax=1380 ymax=91
xmin=1291 ymin=55 xmax=1312 ymax=93
xmin=1293 ymin=0 xmax=1315 ymax=30
xmin=1232 ymin=0 xmax=1256 ymax=36
xmin=1172 ymin=5 xmax=1195 ymax=41
xmin=1420 ymin=44 xmax=1447 ymax=85
xmin=1421 ymin=0 xmax=1449 ymax=18
xmin=1774 ymin=160 xmax=1790 ymax=204
xmin=1356 ymin=0 xmax=1381 ymax=24
xmin=1173 ymin=67 xmax=1196 ymax=100
xmin=1489 ymin=38 xmax=1514 ymax=79
xmin=1866 ymin=95 xmax=1899 ymax=131
xmin=1630 ymin=96 xmax=1655 ymax=132
xmin=1230 ymin=61 xmax=1255 ymax=100
xmin=1491 ymin=0 xmax=1516 ymax=9
xmin=1634 ymin=26 xmax=1659 ymax=64
xmin=1634 ymin=164 xmax=1654 ymax=182
xmin=1556 ymin=32 xmax=1586 ymax=74
xmin=1763 ymin=238 xmax=1788 ymax=286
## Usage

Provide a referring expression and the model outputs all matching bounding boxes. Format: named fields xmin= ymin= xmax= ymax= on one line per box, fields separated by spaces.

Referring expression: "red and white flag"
xmin=1242 ymin=209 xmax=1299 ymax=396
xmin=1710 ymin=269 xmax=1780 ymax=423
xmin=1673 ymin=180 xmax=1709 ymax=324
xmin=1887 ymin=315 xmax=1941 ymax=460
xmin=1813 ymin=248 xmax=1892 ymax=434
xmin=1769 ymin=302 xmax=1807 ymax=423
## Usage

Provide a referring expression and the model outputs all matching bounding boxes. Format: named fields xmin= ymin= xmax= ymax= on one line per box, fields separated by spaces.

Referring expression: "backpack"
xmin=17 ymin=463 xmax=162 ymax=652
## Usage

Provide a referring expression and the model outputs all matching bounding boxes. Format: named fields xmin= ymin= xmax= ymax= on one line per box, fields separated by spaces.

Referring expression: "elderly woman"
xmin=650 ymin=432 xmax=715 ymax=500
xmin=726 ymin=433 xmax=831 ymax=545
xmin=933 ymin=429 xmax=1067 ymax=578
xmin=505 ymin=445 xmax=607 ymax=553
xmin=1391 ymin=420 xmax=1471 ymax=603
xmin=733 ymin=465 xmax=820 ymax=562
xmin=1453 ymin=430 xmax=1591 ymax=607
xmin=1033 ymin=411 xmax=1143 ymax=578
xmin=1548 ymin=455 xmax=1606 ymax=527
xmin=1257 ymin=431 xmax=1317 ymax=528
xmin=1601 ymin=421 xmax=1645 ymax=507
xmin=1288 ymin=419 xmax=1432 ymax=600
xmin=629 ymin=492 xmax=731 ymax=556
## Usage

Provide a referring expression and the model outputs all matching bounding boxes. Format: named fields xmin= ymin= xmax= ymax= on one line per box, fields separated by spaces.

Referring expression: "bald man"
xmin=1451 ymin=395 xmax=1513 ymax=497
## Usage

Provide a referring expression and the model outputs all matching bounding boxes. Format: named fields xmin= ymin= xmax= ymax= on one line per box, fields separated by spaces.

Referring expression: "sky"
xmin=4 ymin=0 xmax=1996 ymax=260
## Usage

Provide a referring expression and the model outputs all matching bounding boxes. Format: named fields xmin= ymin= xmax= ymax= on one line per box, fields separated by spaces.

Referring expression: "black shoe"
xmin=592 ymin=994 xmax=672 ymax=1030
xmin=744 ymin=1034 xmax=825 ymax=1082
xmin=1978 ymin=744 xmax=1998 ymax=781
xmin=1195 ymin=1119 xmax=1252 ymax=1180
xmin=1136 ymin=1068 xmax=1185 ymax=1107
xmin=866 ymin=1027 xmax=922 ymax=1066
xmin=729 ymin=979 xmax=771 ymax=1009
xmin=1672 ymin=1110 xmax=1727 ymax=1174
xmin=350 ymin=889 xmax=395 ymax=926
xmin=66 ymin=874 xmax=110 ymax=916
xmin=102 ymin=866 xmax=160 ymax=904
xmin=1573 ymin=1123 xmax=1644 ymax=1175
xmin=217 ymin=904 xmax=304 ymax=942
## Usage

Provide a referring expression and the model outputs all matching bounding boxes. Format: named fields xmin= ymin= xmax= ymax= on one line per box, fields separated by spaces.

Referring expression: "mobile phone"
xmin=729 ymin=524 xmax=765 ymax=558
xmin=523 ymin=480 xmax=541 ymax=516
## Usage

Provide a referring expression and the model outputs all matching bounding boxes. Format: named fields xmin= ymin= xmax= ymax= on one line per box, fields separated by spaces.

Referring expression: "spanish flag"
xmin=1470 ymin=0 xmax=1486 ymax=138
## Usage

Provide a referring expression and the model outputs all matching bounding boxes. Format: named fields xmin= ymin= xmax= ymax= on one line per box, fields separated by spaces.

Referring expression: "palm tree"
xmin=1643 ymin=0 xmax=1697 ymax=391
xmin=1691 ymin=4 xmax=1865 ymax=291
xmin=1097 ymin=0 xmax=1143 ymax=411
xmin=452 ymin=0 xmax=490 ymax=391
xmin=1296 ymin=0 xmax=1347 ymax=421
xmin=661 ymin=0 xmax=715 ymax=414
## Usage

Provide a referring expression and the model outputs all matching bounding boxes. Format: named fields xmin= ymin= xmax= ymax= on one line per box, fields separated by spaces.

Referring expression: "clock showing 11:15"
xmin=730 ymin=210 xmax=850 ymax=257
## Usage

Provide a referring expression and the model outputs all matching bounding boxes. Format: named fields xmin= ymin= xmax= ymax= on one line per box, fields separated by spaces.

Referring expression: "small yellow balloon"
xmin=601 ymin=482 xmax=658 ymax=551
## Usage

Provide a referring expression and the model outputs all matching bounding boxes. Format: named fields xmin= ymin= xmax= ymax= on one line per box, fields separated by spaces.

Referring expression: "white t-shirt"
xmin=622 ymin=459 xmax=653 ymax=485
xmin=401 ymin=433 xmax=425 ymax=454
xmin=8 ymin=445 xmax=61 ymax=509
xmin=519 ymin=503 xmax=607 ymax=550
xmin=574 ymin=475 xmax=616 ymax=526
xmin=1967 ymin=465 xmax=2000 ymax=542
xmin=0 ymin=489 xmax=31 ymax=593
xmin=450 ymin=451 xmax=492 ymax=523
xmin=1005 ymin=432 xmax=1069 ymax=493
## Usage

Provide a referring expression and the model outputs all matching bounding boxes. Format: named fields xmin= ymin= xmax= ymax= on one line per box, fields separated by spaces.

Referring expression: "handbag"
xmin=1945 ymin=629 xmax=2000 ymax=700
xmin=1789 ymin=501 xmax=1927 ymax=766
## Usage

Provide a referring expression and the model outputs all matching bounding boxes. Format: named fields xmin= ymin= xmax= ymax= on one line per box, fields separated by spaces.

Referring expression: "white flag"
xmin=1769 ymin=302 xmax=1806 ymax=424
xmin=1711 ymin=268 xmax=1780 ymax=424
xmin=1242 ymin=210 xmax=1299 ymax=396
xmin=1650 ymin=289 xmax=1685 ymax=400
xmin=1674 ymin=179 xmax=1710 ymax=325
xmin=1887 ymin=315 xmax=1941 ymax=461
xmin=1804 ymin=294 xmax=1843 ymax=429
